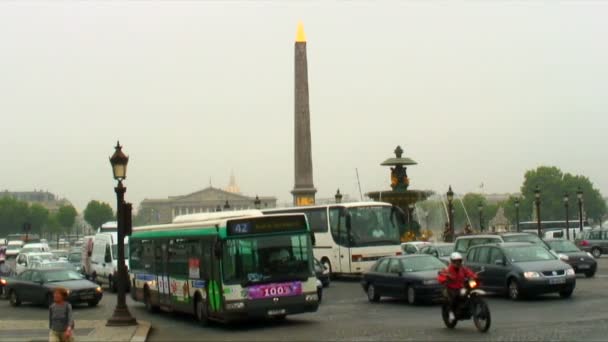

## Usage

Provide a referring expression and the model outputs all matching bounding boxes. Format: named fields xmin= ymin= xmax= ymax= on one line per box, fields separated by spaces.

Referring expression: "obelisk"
xmin=291 ymin=22 xmax=317 ymax=206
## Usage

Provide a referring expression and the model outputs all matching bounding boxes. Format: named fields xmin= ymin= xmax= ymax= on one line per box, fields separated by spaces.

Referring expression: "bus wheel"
xmin=321 ymin=258 xmax=333 ymax=279
xmin=195 ymin=295 xmax=210 ymax=326
xmin=144 ymin=287 xmax=158 ymax=313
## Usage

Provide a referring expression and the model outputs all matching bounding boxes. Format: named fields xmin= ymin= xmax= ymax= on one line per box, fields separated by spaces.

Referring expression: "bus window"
xmin=130 ymin=239 xmax=143 ymax=270
xmin=329 ymin=208 xmax=348 ymax=246
xmin=168 ymin=239 xmax=189 ymax=277
xmin=302 ymin=209 xmax=328 ymax=233
xmin=142 ymin=240 xmax=154 ymax=271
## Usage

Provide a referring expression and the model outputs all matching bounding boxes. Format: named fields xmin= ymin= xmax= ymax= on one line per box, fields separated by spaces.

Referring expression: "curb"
xmin=131 ymin=321 xmax=151 ymax=342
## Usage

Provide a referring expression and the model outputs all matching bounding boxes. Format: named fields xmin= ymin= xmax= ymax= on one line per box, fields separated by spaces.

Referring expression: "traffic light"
xmin=122 ymin=202 xmax=133 ymax=236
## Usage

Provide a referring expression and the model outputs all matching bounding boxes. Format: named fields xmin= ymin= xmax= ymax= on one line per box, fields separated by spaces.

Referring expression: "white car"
xmin=15 ymin=252 xmax=55 ymax=274
xmin=91 ymin=233 xmax=129 ymax=292
xmin=5 ymin=241 xmax=24 ymax=258
xmin=400 ymin=241 xmax=431 ymax=254
xmin=20 ymin=243 xmax=51 ymax=254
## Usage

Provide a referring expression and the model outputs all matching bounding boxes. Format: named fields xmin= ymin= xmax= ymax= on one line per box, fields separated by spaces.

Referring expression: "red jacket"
xmin=437 ymin=264 xmax=477 ymax=289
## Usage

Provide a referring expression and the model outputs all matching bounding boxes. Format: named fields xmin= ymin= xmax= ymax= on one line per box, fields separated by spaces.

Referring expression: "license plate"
xmin=268 ymin=309 xmax=286 ymax=316
xmin=578 ymin=264 xmax=590 ymax=269
xmin=549 ymin=278 xmax=566 ymax=284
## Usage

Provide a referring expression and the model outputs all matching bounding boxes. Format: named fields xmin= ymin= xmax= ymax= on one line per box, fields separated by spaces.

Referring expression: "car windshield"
xmin=31 ymin=254 xmax=54 ymax=262
xmin=347 ymin=206 xmax=401 ymax=247
xmin=504 ymin=246 xmax=557 ymax=263
xmin=42 ymin=270 xmax=83 ymax=282
xmin=503 ymin=234 xmax=544 ymax=245
xmin=68 ymin=253 xmax=81 ymax=263
xmin=547 ymin=240 xmax=580 ymax=253
xmin=436 ymin=245 xmax=454 ymax=256
xmin=401 ymin=256 xmax=446 ymax=272
xmin=222 ymin=233 xmax=313 ymax=286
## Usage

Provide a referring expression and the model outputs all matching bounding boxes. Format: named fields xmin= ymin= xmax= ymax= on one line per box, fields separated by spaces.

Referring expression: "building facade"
xmin=0 ymin=190 xmax=72 ymax=212
xmin=138 ymin=187 xmax=277 ymax=225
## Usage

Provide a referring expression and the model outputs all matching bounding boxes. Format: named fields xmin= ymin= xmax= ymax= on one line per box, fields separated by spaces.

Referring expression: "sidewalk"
xmin=0 ymin=320 xmax=150 ymax=342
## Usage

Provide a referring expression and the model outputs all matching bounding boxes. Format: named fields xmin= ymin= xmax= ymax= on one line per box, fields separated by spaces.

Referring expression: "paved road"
xmin=3 ymin=259 xmax=608 ymax=341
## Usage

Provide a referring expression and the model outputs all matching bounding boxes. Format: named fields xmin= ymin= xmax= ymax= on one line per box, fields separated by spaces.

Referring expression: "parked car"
xmin=575 ymin=229 xmax=608 ymax=258
xmin=465 ymin=242 xmax=576 ymax=300
xmin=401 ymin=241 xmax=431 ymax=255
xmin=544 ymin=239 xmax=597 ymax=277
xmin=314 ymin=258 xmax=330 ymax=287
xmin=361 ymin=255 xmax=446 ymax=304
xmin=418 ymin=243 xmax=454 ymax=264
xmin=5 ymin=268 xmax=103 ymax=307
xmin=15 ymin=252 xmax=55 ymax=275
xmin=20 ymin=242 xmax=51 ymax=254
xmin=5 ymin=240 xmax=24 ymax=259
xmin=454 ymin=232 xmax=549 ymax=256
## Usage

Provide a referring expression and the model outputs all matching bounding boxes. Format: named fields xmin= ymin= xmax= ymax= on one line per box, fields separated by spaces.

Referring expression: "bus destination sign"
xmin=227 ymin=215 xmax=307 ymax=236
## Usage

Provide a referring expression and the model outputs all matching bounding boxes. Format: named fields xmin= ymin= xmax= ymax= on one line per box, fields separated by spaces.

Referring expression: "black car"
xmin=545 ymin=239 xmax=597 ymax=277
xmin=314 ymin=258 xmax=330 ymax=287
xmin=465 ymin=242 xmax=576 ymax=300
xmin=5 ymin=268 xmax=103 ymax=307
xmin=361 ymin=255 xmax=446 ymax=304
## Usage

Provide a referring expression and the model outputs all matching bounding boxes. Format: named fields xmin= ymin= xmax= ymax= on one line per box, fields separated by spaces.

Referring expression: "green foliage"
xmin=28 ymin=204 xmax=49 ymax=235
xmin=55 ymin=205 xmax=78 ymax=233
xmin=84 ymin=200 xmax=115 ymax=230
xmin=519 ymin=166 xmax=606 ymax=223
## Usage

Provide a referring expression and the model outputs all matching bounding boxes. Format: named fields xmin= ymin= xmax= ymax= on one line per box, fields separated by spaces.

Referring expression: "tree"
xmin=28 ymin=204 xmax=49 ymax=236
xmin=84 ymin=200 xmax=114 ymax=230
xmin=0 ymin=197 xmax=30 ymax=237
xmin=56 ymin=205 xmax=78 ymax=234
xmin=520 ymin=166 xmax=606 ymax=224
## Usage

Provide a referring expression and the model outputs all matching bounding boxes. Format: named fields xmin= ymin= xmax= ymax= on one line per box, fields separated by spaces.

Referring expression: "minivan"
xmin=454 ymin=232 xmax=549 ymax=255
xmin=575 ymin=229 xmax=608 ymax=258
xmin=91 ymin=233 xmax=129 ymax=292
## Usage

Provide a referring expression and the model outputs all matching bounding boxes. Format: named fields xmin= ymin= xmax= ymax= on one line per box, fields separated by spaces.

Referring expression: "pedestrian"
xmin=49 ymin=288 xmax=74 ymax=342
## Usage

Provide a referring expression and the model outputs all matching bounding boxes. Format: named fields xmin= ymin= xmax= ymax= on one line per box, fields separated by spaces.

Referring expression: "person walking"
xmin=49 ymin=288 xmax=74 ymax=342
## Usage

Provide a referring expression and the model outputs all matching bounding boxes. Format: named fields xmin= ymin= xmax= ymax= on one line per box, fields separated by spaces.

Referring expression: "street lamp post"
xmin=514 ymin=198 xmax=520 ymax=232
xmin=408 ymin=203 xmax=415 ymax=234
xmin=446 ymin=186 xmax=454 ymax=242
xmin=107 ymin=142 xmax=137 ymax=326
xmin=254 ymin=195 xmax=261 ymax=210
xmin=535 ymin=186 xmax=541 ymax=237
xmin=564 ymin=193 xmax=570 ymax=240
xmin=335 ymin=189 xmax=343 ymax=204
xmin=477 ymin=202 xmax=484 ymax=232
xmin=577 ymin=187 xmax=584 ymax=233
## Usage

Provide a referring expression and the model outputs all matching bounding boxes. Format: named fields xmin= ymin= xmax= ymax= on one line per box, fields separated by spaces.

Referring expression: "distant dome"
xmin=225 ymin=171 xmax=241 ymax=194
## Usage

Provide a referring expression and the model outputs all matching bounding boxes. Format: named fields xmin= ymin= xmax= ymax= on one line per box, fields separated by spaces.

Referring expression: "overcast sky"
xmin=1 ymin=1 xmax=607 ymax=211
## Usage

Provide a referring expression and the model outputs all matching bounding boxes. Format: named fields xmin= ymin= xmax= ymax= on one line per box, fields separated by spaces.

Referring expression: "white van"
xmin=91 ymin=232 xmax=129 ymax=292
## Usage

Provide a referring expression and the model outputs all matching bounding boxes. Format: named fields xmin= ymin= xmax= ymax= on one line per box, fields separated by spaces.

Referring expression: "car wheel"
xmin=591 ymin=248 xmax=601 ymax=258
xmin=9 ymin=290 xmax=21 ymax=307
xmin=406 ymin=286 xmax=417 ymax=305
xmin=508 ymin=279 xmax=521 ymax=301
xmin=367 ymin=283 xmax=380 ymax=302
xmin=559 ymin=286 xmax=574 ymax=299
xmin=585 ymin=270 xmax=596 ymax=278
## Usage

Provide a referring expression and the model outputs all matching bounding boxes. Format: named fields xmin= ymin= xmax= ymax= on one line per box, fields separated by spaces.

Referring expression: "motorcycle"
xmin=441 ymin=277 xmax=491 ymax=333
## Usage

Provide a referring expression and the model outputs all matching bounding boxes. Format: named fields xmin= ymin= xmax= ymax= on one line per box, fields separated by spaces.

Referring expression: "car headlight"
xmin=95 ymin=286 xmax=102 ymax=293
xmin=423 ymin=279 xmax=439 ymax=285
xmin=305 ymin=294 xmax=318 ymax=302
xmin=586 ymin=252 xmax=595 ymax=259
xmin=225 ymin=302 xmax=245 ymax=310
xmin=558 ymin=254 xmax=569 ymax=261
xmin=566 ymin=268 xmax=575 ymax=276
xmin=524 ymin=271 xmax=541 ymax=279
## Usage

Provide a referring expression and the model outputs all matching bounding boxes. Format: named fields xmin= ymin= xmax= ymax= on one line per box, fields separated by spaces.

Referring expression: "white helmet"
xmin=450 ymin=252 xmax=463 ymax=262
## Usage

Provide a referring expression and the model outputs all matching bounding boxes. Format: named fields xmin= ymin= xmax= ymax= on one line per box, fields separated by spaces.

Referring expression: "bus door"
xmin=156 ymin=241 xmax=171 ymax=307
xmin=205 ymin=238 xmax=224 ymax=318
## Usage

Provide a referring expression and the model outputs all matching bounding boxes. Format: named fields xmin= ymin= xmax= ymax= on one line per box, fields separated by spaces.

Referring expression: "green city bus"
xmin=129 ymin=212 xmax=319 ymax=324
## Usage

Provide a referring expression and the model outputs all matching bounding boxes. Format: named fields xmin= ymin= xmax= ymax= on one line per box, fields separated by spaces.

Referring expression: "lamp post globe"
xmin=109 ymin=141 xmax=129 ymax=181
xmin=335 ymin=189 xmax=343 ymax=204
xmin=447 ymin=186 xmax=454 ymax=203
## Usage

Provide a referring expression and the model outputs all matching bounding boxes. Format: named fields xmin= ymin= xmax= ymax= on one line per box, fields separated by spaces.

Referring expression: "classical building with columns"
xmin=138 ymin=185 xmax=277 ymax=225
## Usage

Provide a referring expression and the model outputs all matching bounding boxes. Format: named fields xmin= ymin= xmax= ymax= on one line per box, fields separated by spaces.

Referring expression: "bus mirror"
xmin=213 ymin=241 xmax=223 ymax=259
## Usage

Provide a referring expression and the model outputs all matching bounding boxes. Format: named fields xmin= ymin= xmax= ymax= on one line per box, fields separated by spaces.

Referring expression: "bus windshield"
xmin=222 ymin=233 xmax=313 ymax=286
xmin=348 ymin=206 xmax=401 ymax=247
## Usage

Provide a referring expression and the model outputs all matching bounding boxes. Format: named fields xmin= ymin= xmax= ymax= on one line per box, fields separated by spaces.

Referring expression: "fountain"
xmin=366 ymin=146 xmax=434 ymax=241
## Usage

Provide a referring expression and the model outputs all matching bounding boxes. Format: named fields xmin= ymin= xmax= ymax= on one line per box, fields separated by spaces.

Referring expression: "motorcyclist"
xmin=437 ymin=252 xmax=477 ymax=322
